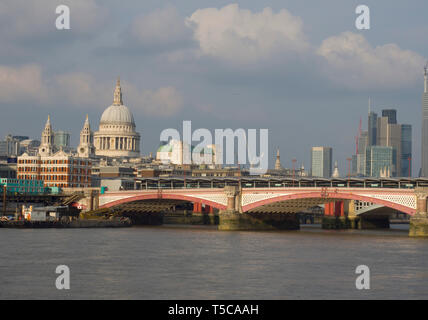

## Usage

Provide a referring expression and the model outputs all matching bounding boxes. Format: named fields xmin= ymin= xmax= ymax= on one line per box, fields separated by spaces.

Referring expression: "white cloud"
xmin=131 ymin=6 xmax=190 ymax=47
xmin=0 ymin=64 xmax=183 ymax=117
xmin=52 ymin=74 xmax=183 ymax=116
xmin=185 ymin=4 xmax=309 ymax=63
xmin=128 ymin=86 xmax=184 ymax=117
xmin=317 ymin=32 xmax=425 ymax=89
xmin=0 ymin=64 xmax=48 ymax=103
xmin=52 ymin=72 xmax=110 ymax=106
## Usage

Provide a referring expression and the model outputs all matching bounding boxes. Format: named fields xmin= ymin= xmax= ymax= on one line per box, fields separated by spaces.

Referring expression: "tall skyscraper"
xmin=401 ymin=124 xmax=412 ymax=177
xmin=311 ymin=146 xmax=332 ymax=178
xmin=421 ymin=64 xmax=428 ymax=176
xmin=382 ymin=109 xmax=397 ymax=124
xmin=368 ymin=101 xmax=377 ymax=146
xmin=376 ymin=111 xmax=401 ymax=176
xmin=356 ymin=131 xmax=368 ymax=175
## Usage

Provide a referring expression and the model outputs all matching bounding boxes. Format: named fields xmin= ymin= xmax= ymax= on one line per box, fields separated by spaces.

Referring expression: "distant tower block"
xmin=275 ymin=148 xmax=282 ymax=170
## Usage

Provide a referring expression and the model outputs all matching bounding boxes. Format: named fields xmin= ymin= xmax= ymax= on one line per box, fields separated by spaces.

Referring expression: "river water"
xmin=0 ymin=225 xmax=427 ymax=300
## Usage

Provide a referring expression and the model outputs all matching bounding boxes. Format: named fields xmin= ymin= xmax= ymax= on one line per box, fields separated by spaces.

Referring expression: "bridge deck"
xmin=130 ymin=177 xmax=428 ymax=189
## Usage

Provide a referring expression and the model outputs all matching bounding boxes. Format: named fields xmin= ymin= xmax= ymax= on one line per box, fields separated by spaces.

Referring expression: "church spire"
xmin=113 ymin=77 xmax=123 ymax=105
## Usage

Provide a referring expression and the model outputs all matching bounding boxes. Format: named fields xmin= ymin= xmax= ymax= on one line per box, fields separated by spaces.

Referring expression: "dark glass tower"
xmin=382 ymin=109 xmax=397 ymax=124
xmin=368 ymin=111 xmax=377 ymax=146
xmin=401 ymin=124 xmax=412 ymax=177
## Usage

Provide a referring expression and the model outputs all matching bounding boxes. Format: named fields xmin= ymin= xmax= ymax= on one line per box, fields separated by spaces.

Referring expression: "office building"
xmin=17 ymin=151 xmax=92 ymax=188
xmin=368 ymin=111 xmax=377 ymax=146
xmin=365 ymin=146 xmax=393 ymax=177
xmin=54 ymin=131 xmax=71 ymax=148
xmin=311 ymin=146 xmax=332 ymax=178
xmin=401 ymin=124 xmax=412 ymax=177
xmin=382 ymin=109 xmax=397 ymax=124
xmin=0 ymin=135 xmax=21 ymax=157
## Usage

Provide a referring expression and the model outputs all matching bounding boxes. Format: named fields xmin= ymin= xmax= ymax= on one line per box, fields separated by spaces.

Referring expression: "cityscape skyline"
xmin=0 ymin=1 xmax=427 ymax=175
xmin=2 ymin=1 xmax=428 ymax=302
xmin=2 ymin=76 xmax=425 ymax=177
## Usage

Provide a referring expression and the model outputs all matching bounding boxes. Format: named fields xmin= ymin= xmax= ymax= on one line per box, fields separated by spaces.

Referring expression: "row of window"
xmin=18 ymin=159 xmax=91 ymax=165
xmin=18 ymin=167 xmax=91 ymax=174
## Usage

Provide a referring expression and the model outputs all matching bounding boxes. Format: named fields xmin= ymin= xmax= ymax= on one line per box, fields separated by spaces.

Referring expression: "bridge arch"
xmin=242 ymin=192 xmax=416 ymax=216
xmin=100 ymin=193 xmax=227 ymax=210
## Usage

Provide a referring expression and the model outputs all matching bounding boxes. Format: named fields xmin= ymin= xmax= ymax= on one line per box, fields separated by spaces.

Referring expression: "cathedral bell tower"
xmin=77 ymin=114 xmax=95 ymax=158
xmin=38 ymin=115 xmax=55 ymax=156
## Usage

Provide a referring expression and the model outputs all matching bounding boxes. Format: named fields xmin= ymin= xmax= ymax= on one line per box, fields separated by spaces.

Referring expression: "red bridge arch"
xmin=100 ymin=193 xmax=227 ymax=210
xmin=242 ymin=191 xmax=417 ymax=216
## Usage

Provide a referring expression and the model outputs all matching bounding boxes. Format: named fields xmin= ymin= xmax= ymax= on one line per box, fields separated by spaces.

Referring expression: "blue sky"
xmin=0 ymin=0 xmax=427 ymax=174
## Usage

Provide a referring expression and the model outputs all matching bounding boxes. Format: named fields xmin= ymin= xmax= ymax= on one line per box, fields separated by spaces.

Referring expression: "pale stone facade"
xmin=94 ymin=78 xmax=140 ymax=158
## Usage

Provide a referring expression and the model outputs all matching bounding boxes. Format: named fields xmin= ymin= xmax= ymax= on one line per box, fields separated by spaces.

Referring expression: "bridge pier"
xmin=218 ymin=212 xmax=300 ymax=231
xmin=323 ymin=201 xmax=392 ymax=230
xmin=322 ymin=201 xmax=356 ymax=229
xmin=409 ymin=191 xmax=428 ymax=237
xmin=218 ymin=186 xmax=299 ymax=231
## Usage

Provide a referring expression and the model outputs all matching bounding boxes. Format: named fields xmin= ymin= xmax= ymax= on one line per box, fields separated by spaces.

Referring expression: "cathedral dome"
xmin=94 ymin=77 xmax=141 ymax=158
xmin=100 ymin=104 xmax=135 ymax=126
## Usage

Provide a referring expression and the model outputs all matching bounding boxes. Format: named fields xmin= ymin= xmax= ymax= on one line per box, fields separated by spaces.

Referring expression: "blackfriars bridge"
xmin=77 ymin=177 xmax=428 ymax=237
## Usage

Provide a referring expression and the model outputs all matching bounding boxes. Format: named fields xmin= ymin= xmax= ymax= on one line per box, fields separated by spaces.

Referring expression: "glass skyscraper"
xmin=54 ymin=131 xmax=70 ymax=148
xmin=365 ymin=146 xmax=393 ymax=177
xmin=368 ymin=111 xmax=377 ymax=146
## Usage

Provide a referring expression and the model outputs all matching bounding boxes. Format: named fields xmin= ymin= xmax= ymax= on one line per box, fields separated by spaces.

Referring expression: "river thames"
xmin=0 ymin=225 xmax=427 ymax=299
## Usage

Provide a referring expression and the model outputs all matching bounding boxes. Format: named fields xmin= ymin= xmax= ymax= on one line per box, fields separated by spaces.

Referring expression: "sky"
xmin=0 ymin=0 xmax=427 ymax=175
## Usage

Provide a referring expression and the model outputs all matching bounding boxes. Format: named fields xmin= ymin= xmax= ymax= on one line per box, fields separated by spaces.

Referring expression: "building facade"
xmin=17 ymin=151 xmax=92 ymax=188
xmin=0 ymin=135 xmax=22 ymax=157
xmin=54 ymin=131 xmax=70 ymax=148
xmin=0 ymin=178 xmax=44 ymax=195
xmin=368 ymin=110 xmax=377 ymax=146
xmin=311 ymin=146 xmax=332 ymax=178
xmin=365 ymin=146 xmax=393 ymax=177
xmin=376 ymin=115 xmax=402 ymax=176
xmin=401 ymin=124 xmax=412 ymax=177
